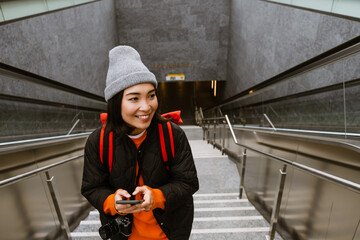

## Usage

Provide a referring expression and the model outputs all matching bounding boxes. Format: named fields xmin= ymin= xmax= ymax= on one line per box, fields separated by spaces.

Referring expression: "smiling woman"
xmin=81 ymin=46 xmax=199 ymax=240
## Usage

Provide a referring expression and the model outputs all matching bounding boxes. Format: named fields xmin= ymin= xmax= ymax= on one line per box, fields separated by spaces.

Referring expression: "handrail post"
xmin=221 ymin=120 xmax=226 ymax=155
xmin=45 ymin=171 xmax=72 ymax=240
xmin=207 ymin=121 xmax=210 ymax=144
xmin=218 ymin=107 xmax=224 ymax=117
xmin=67 ymin=119 xmax=80 ymax=135
xmin=213 ymin=120 xmax=216 ymax=148
xmin=239 ymin=148 xmax=247 ymax=199
xmin=199 ymin=107 xmax=204 ymax=122
xmin=202 ymin=119 xmax=206 ymax=141
xmin=263 ymin=114 xmax=276 ymax=131
xmin=269 ymin=165 xmax=287 ymax=240
xmin=224 ymin=115 xmax=238 ymax=144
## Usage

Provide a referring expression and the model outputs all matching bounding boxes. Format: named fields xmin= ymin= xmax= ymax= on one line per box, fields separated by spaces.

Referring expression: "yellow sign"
xmin=166 ymin=74 xmax=185 ymax=81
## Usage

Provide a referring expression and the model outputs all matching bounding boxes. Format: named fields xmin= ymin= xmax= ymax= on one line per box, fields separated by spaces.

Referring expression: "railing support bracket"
xmin=269 ymin=165 xmax=287 ymax=240
xmin=239 ymin=148 xmax=247 ymax=199
xmin=45 ymin=171 xmax=72 ymax=240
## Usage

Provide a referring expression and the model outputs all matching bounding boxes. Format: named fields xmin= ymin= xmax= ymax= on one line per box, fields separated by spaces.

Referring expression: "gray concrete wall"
xmin=115 ymin=0 xmax=230 ymax=82
xmin=0 ymin=0 xmax=117 ymax=140
xmin=0 ymin=0 xmax=117 ymax=98
xmin=224 ymin=0 xmax=360 ymax=100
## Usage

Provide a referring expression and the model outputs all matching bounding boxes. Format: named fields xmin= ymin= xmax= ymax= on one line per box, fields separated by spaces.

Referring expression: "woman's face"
xmin=121 ymin=83 xmax=158 ymax=135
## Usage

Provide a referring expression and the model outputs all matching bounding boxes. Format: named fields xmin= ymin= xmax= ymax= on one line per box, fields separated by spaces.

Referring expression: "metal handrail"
xmin=234 ymin=126 xmax=360 ymax=154
xmin=0 ymin=154 xmax=83 ymax=188
xmin=0 ymin=153 xmax=84 ymax=240
xmin=223 ymin=114 xmax=360 ymax=193
xmin=204 ymin=114 xmax=360 ymax=239
xmin=235 ymin=125 xmax=360 ymax=139
xmin=0 ymin=132 xmax=91 ymax=156
xmin=0 ymin=132 xmax=91 ymax=147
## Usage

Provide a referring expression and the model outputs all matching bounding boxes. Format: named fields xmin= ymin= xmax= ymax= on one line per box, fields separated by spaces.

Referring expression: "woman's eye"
xmin=149 ymin=94 xmax=156 ymax=99
xmin=129 ymin=97 xmax=138 ymax=101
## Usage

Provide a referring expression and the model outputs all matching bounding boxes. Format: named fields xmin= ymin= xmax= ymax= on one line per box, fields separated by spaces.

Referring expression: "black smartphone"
xmin=116 ymin=199 xmax=144 ymax=205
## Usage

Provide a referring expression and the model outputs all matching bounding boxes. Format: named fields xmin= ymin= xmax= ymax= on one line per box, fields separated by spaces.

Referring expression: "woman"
xmin=81 ymin=46 xmax=199 ymax=240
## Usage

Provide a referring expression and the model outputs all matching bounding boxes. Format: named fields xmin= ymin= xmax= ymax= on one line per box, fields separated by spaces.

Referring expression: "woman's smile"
xmin=137 ymin=115 xmax=150 ymax=120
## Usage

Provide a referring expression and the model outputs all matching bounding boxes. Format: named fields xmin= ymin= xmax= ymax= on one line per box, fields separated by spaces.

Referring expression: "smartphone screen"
xmin=116 ymin=200 xmax=144 ymax=205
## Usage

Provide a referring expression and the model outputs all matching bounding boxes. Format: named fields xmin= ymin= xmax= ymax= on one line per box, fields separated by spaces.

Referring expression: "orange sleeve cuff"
xmin=103 ymin=193 xmax=119 ymax=216
xmin=147 ymin=186 xmax=166 ymax=210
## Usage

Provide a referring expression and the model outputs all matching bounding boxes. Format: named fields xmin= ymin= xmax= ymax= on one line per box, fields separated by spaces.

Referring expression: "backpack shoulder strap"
xmin=158 ymin=122 xmax=175 ymax=170
xmin=108 ymin=132 xmax=113 ymax=173
xmin=99 ymin=113 xmax=113 ymax=172
xmin=100 ymin=114 xmax=176 ymax=173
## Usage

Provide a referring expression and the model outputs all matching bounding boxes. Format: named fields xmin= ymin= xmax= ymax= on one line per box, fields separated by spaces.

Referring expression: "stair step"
xmin=194 ymin=219 xmax=269 ymax=229
xmin=194 ymin=192 xmax=242 ymax=197
xmin=195 ymin=209 xmax=259 ymax=218
xmin=190 ymin=231 xmax=270 ymax=240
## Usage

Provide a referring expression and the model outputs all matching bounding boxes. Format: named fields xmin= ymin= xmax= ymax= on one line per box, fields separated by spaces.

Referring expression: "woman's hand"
xmin=132 ymin=186 xmax=153 ymax=211
xmin=114 ymin=189 xmax=144 ymax=214
xmin=114 ymin=187 xmax=153 ymax=214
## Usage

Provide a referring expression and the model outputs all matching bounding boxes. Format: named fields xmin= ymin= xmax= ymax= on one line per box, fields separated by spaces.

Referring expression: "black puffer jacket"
xmin=81 ymin=121 xmax=199 ymax=240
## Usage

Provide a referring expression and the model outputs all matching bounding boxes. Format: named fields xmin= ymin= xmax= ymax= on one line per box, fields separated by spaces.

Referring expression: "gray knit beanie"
xmin=104 ymin=45 xmax=157 ymax=101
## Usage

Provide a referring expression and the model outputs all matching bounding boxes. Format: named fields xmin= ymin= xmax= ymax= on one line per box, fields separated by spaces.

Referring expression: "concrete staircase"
xmin=72 ymin=126 xmax=283 ymax=240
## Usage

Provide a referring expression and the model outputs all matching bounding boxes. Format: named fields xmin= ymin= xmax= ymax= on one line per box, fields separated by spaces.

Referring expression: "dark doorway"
xmin=157 ymin=81 xmax=224 ymax=125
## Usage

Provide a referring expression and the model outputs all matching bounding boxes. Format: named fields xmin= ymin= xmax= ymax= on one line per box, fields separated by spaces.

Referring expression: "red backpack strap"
xmin=167 ymin=121 xmax=175 ymax=158
xmin=158 ymin=124 xmax=167 ymax=168
xmin=99 ymin=113 xmax=113 ymax=172
xmin=99 ymin=113 xmax=107 ymax=164
xmin=158 ymin=122 xmax=175 ymax=170
xmin=108 ymin=132 xmax=113 ymax=173
xmin=100 ymin=131 xmax=113 ymax=173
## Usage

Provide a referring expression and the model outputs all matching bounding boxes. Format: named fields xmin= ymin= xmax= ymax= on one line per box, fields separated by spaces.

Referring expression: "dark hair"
xmin=105 ymin=89 xmax=167 ymax=138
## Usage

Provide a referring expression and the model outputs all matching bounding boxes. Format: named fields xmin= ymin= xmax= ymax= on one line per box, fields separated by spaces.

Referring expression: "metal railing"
xmin=0 ymin=132 xmax=91 ymax=148
xmin=0 ymin=154 xmax=84 ymax=240
xmin=199 ymin=114 xmax=360 ymax=240
xmin=235 ymin=125 xmax=360 ymax=139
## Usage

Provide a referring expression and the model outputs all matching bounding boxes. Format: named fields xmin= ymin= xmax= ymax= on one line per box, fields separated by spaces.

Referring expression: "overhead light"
xmin=214 ymin=80 xmax=217 ymax=97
